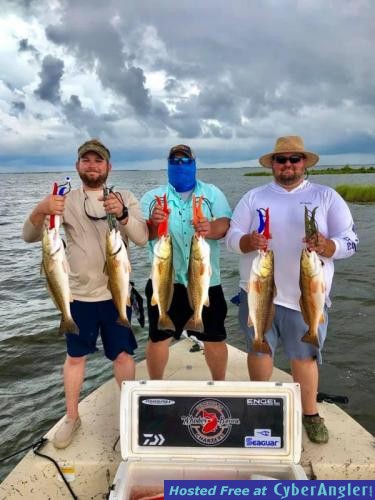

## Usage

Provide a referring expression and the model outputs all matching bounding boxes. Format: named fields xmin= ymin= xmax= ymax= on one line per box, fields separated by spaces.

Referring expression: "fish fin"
xmin=117 ymin=316 xmax=131 ymax=328
xmin=265 ymin=304 xmax=275 ymax=332
xmin=204 ymin=296 xmax=210 ymax=307
xmin=319 ymin=313 xmax=325 ymax=324
xmin=247 ymin=316 xmax=254 ymax=328
xmin=186 ymin=285 xmax=194 ymax=310
xmin=167 ymin=280 xmax=174 ymax=310
xmin=200 ymin=263 xmax=206 ymax=276
xmin=299 ymin=298 xmax=309 ymax=326
xmin=252 ymin=338 xmax=272 ymax=355
xmin=62 ymin=259 xmax=69 ymax=274
xmin=151 ymin=294 xmax=158 ymax=306
xmin=127 ymin=295 xmax=131 ymax=306
xmin=59 ymin=317 xmax=79 ymax=335
xmin=184 ymin=316 xmax=204 ymax=333
xmin=158 ymin=314 xmax=175 ymax=331
xmin=301 ymin=332 xmax=320 ymax=348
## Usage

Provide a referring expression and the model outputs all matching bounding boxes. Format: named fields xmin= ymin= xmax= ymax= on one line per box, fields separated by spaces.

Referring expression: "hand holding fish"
xmin=304 ymin=232 xmax=336 ymax=258
xmin=150 ymin=204 xmax=169 ymax=227
xmin=193 ymin=217 xmax=211 ymax=238
xmin=30 ymin=194 xmax=65 ymax=227
xmin=241 ymin=230 xmax=270 ymax=252
xmin=38 ymin=194 xmax=66 ymax=216
xmin=99 ymin=192 xmax=125 ymax=219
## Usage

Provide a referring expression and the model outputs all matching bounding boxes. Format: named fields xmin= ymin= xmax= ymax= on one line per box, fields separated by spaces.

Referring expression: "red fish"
xmin=202 ymin=410 xmax=218 ymax=434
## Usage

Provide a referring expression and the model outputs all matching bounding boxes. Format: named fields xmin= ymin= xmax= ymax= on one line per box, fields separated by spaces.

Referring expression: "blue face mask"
xmin=168 ymin=159 xmax=196 ymax=192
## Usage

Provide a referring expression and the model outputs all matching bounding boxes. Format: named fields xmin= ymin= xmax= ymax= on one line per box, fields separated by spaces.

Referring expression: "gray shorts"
xmin=238 ymin=289 xmax=328 ymax=364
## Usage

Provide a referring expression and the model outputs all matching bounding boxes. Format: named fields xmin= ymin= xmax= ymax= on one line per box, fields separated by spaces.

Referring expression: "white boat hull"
xmin=1 ymin=340 xmax=374 ymax=499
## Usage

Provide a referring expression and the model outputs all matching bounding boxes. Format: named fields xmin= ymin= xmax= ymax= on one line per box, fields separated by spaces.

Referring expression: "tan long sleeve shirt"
xmin=23 ymin=186 xmax=148 ymax=301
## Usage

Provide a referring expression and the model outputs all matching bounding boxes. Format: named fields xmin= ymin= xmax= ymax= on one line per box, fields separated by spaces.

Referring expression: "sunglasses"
xmin=273 ymin=154 xmax=305 ymax=165
xmin=83 ymin=194 xmax=107 ymax=221
xmin=168 ymin=156 xmax=193 ymax=165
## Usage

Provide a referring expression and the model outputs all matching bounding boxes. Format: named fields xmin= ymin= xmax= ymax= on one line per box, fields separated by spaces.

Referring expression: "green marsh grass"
xmin=245 ymin=165 xmax=375 ymax=177
xmin=335 ymin=184 xmax=375 ymax=203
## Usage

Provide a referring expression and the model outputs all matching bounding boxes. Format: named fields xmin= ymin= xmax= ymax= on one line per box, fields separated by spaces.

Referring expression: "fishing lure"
xmin=155 ymin=193 xmax=169 ymax=238
xmin=304 ymin=206 xmax=319 ymax=244
xmin=49 ymin=177 xmax=71 ymax=230
xmin=256 ymin=207 xmax=271 ymax=247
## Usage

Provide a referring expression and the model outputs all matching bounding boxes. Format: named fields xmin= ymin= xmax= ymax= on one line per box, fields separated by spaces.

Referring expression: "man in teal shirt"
xmin=141 ymin=145 xmax=231 ymax=380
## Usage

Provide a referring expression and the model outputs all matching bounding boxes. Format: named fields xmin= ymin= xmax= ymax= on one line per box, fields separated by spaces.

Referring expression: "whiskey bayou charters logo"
xmin=181 ymin=398 xmax=240 ymax=446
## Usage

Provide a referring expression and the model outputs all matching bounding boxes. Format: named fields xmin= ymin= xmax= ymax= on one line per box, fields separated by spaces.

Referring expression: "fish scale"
xmin=41 ymin=227 xmax=79 ymax=335
xmin=247 ymin=249 xmax=275 ymax=354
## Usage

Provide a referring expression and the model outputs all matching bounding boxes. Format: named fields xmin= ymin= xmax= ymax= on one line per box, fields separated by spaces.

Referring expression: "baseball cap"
xmin=78 ymin=139 xmax=111 ymax=161
xmin=168 ymin=144 xmax=195 ymax=160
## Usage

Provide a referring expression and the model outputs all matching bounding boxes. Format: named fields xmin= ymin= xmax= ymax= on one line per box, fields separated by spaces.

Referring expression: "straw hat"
xmin=259 ymin=136 xmax=319 ymax=168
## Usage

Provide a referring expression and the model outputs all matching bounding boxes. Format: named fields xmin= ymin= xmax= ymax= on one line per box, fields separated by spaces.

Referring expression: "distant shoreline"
xmin=245 ymin=165 xmax=375 ymax=176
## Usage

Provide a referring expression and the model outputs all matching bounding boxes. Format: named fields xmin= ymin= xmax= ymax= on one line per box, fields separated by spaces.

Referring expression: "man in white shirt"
xmin=226 ymin=136 xmax=358 ymax=444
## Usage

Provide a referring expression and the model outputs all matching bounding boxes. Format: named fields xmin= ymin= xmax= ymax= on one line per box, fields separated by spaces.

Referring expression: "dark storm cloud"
xmin=45 ymin=1 xmax=153 ymax=116
xmin=38 ymin=0 xmax=374 ymax=156
xmin=18 ymin=38 xmax=39 ymax=57
xmin=34 ymin=55 xmax=64 ymax=104
xmin=11 ymin=101 xmax=26 ymax=115
xmin=62 ymin=94 xmax=116 ymax=137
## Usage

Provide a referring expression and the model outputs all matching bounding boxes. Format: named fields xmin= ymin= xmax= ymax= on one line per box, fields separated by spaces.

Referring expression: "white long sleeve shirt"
xmin=226 ymin=180 xmax=358 ymax=310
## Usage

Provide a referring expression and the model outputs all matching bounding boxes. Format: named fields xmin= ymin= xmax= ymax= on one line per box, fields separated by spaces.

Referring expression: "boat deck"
xmin=1 ymin=339 xmax=374 ymax=499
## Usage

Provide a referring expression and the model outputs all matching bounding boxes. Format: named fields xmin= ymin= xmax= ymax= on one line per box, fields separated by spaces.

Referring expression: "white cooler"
xmin=109 ymin=380 xmax=307 ymax=499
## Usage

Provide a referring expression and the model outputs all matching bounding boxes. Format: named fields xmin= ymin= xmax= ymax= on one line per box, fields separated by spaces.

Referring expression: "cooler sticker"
xmin=57 ymin=463 xmax=75 ymax=482
xmin=181 ymin=398 xmax=240 ymax=446
xmin=142 ymin=433 xmax=165 ymax=445
xmin=244 ymin=429 xmax=281 ymax=448
xmin=142 ymin=399 xmax=175 ymax=406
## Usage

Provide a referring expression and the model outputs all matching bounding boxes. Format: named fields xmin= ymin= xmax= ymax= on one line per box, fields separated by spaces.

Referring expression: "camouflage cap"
xmin=78 ymin=139 xmax=111 ymax=161
xmin=168 ymin=144 xmax=195 ymax=160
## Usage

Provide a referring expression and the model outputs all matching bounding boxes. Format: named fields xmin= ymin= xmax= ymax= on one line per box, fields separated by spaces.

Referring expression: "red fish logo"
xmin=201 ymin=410 xmax=218 ymax=434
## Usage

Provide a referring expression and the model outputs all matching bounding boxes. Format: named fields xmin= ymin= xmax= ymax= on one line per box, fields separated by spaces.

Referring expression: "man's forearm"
xmin=206 ymin=217 xmax=230 ymax=240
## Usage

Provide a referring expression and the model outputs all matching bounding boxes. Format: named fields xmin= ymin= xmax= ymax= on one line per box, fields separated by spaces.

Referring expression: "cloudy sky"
xmin=1 ymin=0 xmax=374 ymax=172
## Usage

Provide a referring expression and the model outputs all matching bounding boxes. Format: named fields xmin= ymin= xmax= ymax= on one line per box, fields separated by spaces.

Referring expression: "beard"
xmin=78 ymin=169 xmax=109 ymax=189
xmin=272 ymin=166 xmax=305 ymax=186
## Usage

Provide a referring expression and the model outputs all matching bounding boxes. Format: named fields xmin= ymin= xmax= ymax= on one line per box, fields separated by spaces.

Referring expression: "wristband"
xmin=116 ymin=206 xmax=129 ymax=221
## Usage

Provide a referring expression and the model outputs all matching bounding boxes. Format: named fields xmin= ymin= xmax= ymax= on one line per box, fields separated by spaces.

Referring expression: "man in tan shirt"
xmin=23 ymin=139 xmax=148 ymax=448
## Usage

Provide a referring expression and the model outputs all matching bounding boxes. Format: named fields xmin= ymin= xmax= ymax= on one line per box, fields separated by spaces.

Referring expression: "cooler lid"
xmin=119 ymin=380 xmax=302 ymax=465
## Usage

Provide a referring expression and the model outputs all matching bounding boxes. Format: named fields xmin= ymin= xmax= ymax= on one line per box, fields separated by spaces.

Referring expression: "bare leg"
xmin=113 ymin=351 xmax=135 ymax=386
xmin=146 ymin=338 xmax=171 ymax=379
xmin=291 ymin=358 xmax=318 ymax=414
xmin=247 ymin=353 xmax=273 ymax=381
xmin=203 ymin=341 xmax=228 ymax=381
xmin=64 ymin=354 xmax=86 ymax=419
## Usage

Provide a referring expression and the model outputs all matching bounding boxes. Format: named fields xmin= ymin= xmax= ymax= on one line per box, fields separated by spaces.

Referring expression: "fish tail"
xmin=252 ymin=338 xmax=272 ymax=354
xmin=59 ymin=317 xmax=79 ymax=335
xmin=158 ymin=313 xmax=175 ymax=332
xmin=301 ymin=331 xmax=320 ymax=347
xmin=116 ymin=315 xmax=131 ymax=329
xmin=183 ymin=316 xmax=204 ymax=333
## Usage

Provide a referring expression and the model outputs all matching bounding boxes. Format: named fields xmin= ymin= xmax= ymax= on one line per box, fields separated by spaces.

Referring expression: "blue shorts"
xmin=66 ymin=300 xmax=137 ymax=361
xmin=238 ymin=289 xmax=328 ymax=364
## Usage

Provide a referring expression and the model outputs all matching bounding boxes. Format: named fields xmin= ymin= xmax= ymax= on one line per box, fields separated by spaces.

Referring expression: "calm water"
xmin=0 ymin=169 xmax=374 ymax=480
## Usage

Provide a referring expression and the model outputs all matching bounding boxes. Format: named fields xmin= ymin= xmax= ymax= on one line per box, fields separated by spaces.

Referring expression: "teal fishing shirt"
xmin=141 ymin=180 xmax=232 ymax=287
